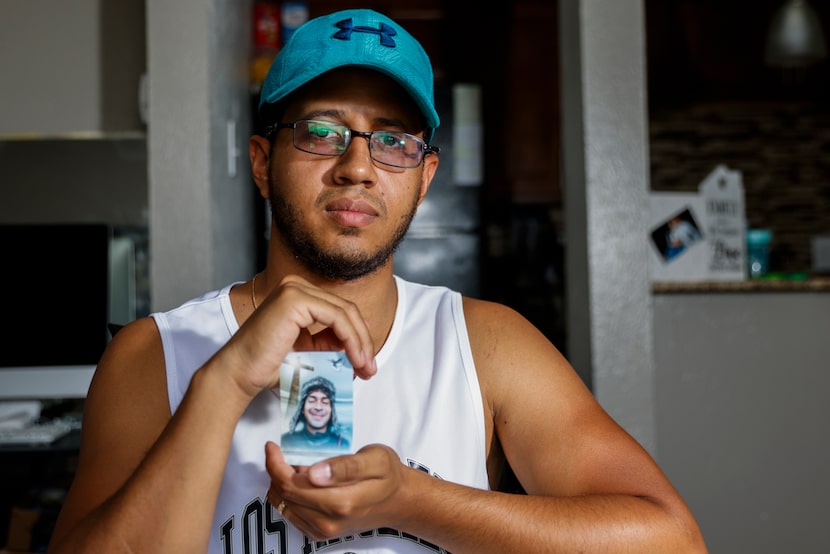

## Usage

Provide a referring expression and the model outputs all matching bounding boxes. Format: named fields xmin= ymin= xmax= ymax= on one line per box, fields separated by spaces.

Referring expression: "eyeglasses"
xmin=265 ymin=119 xmax=439 ymax=169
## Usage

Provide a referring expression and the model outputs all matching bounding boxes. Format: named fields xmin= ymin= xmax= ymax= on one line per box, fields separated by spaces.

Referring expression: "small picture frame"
xmin=650 ymin=207 xmax=704 ymax=263
xmin=278 ymin=351 xmax=354 ymax=466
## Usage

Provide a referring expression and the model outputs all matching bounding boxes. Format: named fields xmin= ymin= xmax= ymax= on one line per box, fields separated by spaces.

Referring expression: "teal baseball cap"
xmin=258 ymin=9 xmax=440 ymax=141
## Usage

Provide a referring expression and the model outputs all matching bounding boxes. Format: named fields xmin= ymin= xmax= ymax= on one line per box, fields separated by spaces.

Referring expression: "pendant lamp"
xmin=765 ymin=0 xmax=828 ymax=67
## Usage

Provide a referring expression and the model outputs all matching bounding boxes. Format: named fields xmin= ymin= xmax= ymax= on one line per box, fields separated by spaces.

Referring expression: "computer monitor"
xmin=0 ymin=223 xmax=112 ymax=399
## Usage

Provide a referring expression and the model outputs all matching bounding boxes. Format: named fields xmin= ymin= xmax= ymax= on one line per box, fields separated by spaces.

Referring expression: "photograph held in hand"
xmin=278 ymin=352 xmax=354 ymax=466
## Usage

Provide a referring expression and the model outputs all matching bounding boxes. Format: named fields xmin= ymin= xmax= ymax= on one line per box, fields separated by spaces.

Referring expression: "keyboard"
xmin=0 ymin=421 xmax=73 ymax=446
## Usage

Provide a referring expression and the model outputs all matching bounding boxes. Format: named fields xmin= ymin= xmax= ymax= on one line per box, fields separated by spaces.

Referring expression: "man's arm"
xmin=48 ymin=276 xmax=378 ymax=554
xmin=264 ymin=299 xmax=707 ymax=552
xmin=47 ymin=317 xmax=257 ymax=553
xmin=453 ymin=298 xmax=706 ymax=551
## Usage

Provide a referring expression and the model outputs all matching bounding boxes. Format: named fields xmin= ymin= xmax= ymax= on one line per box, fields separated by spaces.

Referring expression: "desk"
xmin=0 ymin=430 xmax=80 ymax=551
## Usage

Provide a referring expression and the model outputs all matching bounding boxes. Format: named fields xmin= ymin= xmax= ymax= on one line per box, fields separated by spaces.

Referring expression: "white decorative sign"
xmin=699 ymin=165 xmax=747 ymax=281
xmin=649 ymin=165 xmax=747 ymax=282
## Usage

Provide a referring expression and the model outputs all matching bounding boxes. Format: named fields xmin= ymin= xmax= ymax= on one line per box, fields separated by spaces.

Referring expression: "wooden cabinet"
xmin=503 ymin=1 xmax=560 ymax=205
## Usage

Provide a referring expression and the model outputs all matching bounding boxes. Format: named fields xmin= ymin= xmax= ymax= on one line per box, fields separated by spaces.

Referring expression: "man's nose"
xmin=332 ymin=134 xmax=377 ymax=185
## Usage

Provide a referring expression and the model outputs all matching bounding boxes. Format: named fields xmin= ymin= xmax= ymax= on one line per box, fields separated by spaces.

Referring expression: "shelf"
xmin=652 ymin=277 xmax=830 ymax=294
xmin=0 ymin=131 xmax=146 ymax=143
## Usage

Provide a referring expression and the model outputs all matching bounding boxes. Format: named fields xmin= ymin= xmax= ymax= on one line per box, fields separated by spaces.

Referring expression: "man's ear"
xmin=249 ymin=135 xmax=271 ymax=199
xmin=416 ymin=152 xmax=440 ymax=207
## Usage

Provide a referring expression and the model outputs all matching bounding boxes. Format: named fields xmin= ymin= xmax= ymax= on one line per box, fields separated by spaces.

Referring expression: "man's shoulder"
xmin=151 ymin=283 xmax=240 ymax=332
xmin=462 ymin=297 xmax=554 ymax=367
xmin=159 ymin=283 xmax=239 ymax=316
xmin=461 ymin=296 xmax=524 ymax=326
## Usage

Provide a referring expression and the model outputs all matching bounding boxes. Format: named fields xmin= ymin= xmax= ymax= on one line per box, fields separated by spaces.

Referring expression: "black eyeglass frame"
xmin=264 ymin=119 xmax=440 ymax=169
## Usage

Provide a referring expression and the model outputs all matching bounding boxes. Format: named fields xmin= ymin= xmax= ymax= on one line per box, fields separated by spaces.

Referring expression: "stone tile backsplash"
xmin=650 ymin=101 xmax=830 ymax=273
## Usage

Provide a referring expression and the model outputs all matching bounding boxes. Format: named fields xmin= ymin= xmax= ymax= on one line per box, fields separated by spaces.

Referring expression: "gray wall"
xmin=147 ymin=0 xmax=256 ymax=311
xmin=655 ymin=292 xmax=830 ymax=553
xmin=559 ymin=0 xmax=656 ymax=450
xmin=0 ymin=0 xmax=145 ymax=135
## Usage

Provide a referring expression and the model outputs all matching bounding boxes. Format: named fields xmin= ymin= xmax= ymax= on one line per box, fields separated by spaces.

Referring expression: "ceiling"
xmin=646 ymin=0 xmax=830 ymax=106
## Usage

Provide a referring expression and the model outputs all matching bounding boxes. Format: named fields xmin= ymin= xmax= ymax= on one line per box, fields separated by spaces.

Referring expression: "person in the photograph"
xmin=281 ymin=376 xmax=349 ymax=451
xmin=666 ymin=214 xmax=702 ymax=259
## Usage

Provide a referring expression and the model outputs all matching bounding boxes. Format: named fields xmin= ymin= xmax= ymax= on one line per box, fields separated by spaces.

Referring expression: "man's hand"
xmin=215 ymin=275 xmax=378 ymax=401
xmin=264 ymin=442 xmax=410 ymax=540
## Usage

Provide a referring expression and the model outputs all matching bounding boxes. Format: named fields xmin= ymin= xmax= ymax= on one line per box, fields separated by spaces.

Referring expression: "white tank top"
xmin=152 ymin=276 xmax=488 ymax=554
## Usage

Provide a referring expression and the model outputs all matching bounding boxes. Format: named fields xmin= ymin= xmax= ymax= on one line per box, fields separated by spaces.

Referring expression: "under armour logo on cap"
xmin=258 ymin=9 xmax=440 ymax=139
xmin=333 ymin=18 xmax=397 ymax=47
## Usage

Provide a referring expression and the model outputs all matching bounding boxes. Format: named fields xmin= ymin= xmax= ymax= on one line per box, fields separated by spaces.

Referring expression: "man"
xmin=47 ymin=8 xmax=706 ymax=554
xmin=666 ymin=215 xmax=702 ymax=259
xmin=281 ymin=376 xmax=350 ymax=453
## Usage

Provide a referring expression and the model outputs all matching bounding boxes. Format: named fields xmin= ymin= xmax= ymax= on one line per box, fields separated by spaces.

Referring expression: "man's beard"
xmin=268 ymin=177 xmax=418 ymax=281
xmin=305 ymin=417 xmax=330 ymax=433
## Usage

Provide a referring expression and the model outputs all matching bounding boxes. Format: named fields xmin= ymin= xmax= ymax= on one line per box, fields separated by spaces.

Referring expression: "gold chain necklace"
xmin=251 ymin=272 xmax=259 ymax=310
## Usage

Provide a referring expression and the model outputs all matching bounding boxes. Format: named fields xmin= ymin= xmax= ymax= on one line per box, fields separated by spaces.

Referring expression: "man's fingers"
xmin=307 ymin=445 xmax=393 ymax=487
xmin=277 ymin=277 xmax=377 ymax=379
xmin=265 ymin=442 xmax=290 ymax=475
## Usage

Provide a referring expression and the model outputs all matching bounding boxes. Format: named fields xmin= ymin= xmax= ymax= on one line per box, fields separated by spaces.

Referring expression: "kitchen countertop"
xmin=652 ymin=277 xmax=830 ymax=294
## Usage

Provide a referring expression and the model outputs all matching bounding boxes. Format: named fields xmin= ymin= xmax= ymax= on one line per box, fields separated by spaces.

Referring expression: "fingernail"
xmin=310 ymin=463 xmax=332 ymax=483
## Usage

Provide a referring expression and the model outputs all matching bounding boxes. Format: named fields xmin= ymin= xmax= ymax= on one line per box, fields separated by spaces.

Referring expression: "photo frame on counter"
xmin=649 ymin=165 xmax=747 ymax=283
xmin=649 ymin=192 xmax=709 ymax=282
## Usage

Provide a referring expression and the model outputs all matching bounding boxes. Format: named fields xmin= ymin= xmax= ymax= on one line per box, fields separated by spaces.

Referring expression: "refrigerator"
xmin=394 ymin=83 xmax=483 ymax=297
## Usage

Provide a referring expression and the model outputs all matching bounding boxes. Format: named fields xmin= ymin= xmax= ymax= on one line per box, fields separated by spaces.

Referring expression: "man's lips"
xmin=325 ymin=198 xmax=379 ymax=227
xmin=308 ymin=412 xmax=328 ymax=425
